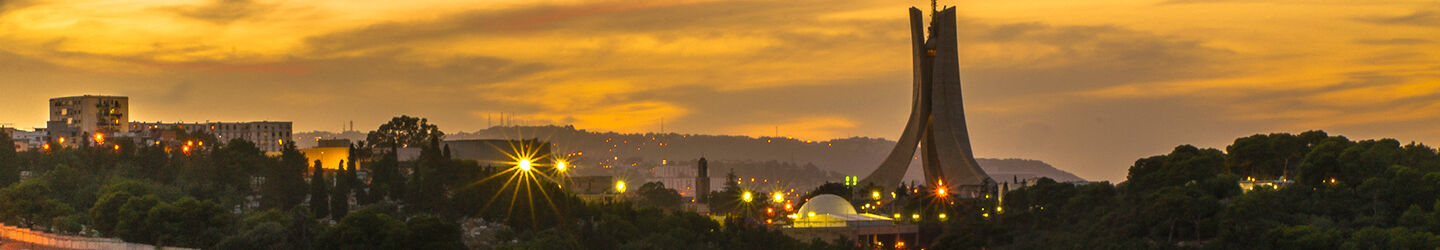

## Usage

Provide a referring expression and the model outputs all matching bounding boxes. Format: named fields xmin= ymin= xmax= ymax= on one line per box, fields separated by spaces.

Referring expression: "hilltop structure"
xmin=858 ymin=6 xmax=993 ymax=195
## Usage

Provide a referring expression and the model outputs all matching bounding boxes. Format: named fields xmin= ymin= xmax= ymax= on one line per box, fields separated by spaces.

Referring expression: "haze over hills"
xmin=294 ymin=125 xmax=1085 ymax=184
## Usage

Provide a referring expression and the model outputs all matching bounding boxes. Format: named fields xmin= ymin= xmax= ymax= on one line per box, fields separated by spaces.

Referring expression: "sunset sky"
xmin=1 ymin=0 xmax=1436 ymax=181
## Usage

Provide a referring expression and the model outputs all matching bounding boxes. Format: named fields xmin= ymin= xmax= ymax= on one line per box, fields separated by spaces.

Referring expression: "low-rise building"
xmin=131 ymin=121 xmax=293 ymax=152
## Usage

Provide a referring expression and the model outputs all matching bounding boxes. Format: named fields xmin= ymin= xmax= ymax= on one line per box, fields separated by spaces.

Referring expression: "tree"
xmin=635 ymin=182 xmax=683 ymax=210
xmin=212 ymin=139 xmax=265 ymax=195
xmin=332 ymin=160 xmax=351 ymax=218
xmin=365 ymin=115 xmax=443 ymax=149
xmin=113 ymin=195 xmax=163 ymax=243
xmin=311 ymin=160 xmax=330 ymax=219
xmin=400 ymin=215 xmax=466 ymax=250
xmin=90 ymin=191 xmax=135 ymax=236
xmin=368 ymin=149 xmax=404 ymax=203
xmin=316 ymin=209 xmax=407 ymax=249
xmin=263 ymin=143 xmax=308 ymax=210
xmin=0 ymin=181 xmax=74 ymax=228
xmin=142 ymin=197 xmax=232 ymax=248
xmin=0 ymin=131 xmax=19 ymax=187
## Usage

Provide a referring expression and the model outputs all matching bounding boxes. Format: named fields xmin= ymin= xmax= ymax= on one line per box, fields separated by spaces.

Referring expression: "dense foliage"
xmin=933 ymin=130 xmax=1440 ymax=249
xmin=0 ymin=117 xmax=850 ymax=249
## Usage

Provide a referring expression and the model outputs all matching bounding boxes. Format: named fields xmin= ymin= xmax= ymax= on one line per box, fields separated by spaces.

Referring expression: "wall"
xmin=0 ymin=223 xmax=194 ymax=250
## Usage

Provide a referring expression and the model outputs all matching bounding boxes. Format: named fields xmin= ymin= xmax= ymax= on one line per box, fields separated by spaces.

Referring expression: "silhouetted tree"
xmin=0 ymin=131 xmax=19 ymax=187
xmin=331 ymin=160 xmax=351 ymax=218
xmin=310 ymin=160 xmax=330 ymax=219
xmin=263 ymin=143 xmax=308 ymax=210
xmin=365 ymin=115 xmax=443 ymax=149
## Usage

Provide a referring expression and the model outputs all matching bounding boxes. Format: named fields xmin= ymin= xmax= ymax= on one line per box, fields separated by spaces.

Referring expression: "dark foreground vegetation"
xmin=0 ymin=116 xmax=850 ymax=249
xmin=940 ymin=130 xmax=1440 ymax=249
xmin=4 ymin=122 xmax=1439 ymax=249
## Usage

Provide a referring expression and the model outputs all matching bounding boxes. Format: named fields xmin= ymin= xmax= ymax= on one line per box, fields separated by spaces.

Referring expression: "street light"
xmin=742 ymin=191 xmax=753 ymax=202
xmin=555 ymin=160 xmax=567 ymax=172
xmin=519 ymin=159 xmax=533 ymax=171
xmin=772 ymin=193 xmax=784 ymax=203
xmin=616 ymin=180 xmax=626 ymax=193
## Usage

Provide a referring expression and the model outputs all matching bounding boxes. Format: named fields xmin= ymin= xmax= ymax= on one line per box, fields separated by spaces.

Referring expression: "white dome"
xmin=797 ymin=194 xmax=857 ymax=216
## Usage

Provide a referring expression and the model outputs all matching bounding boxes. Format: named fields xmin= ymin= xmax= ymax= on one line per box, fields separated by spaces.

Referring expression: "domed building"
xmin=781 ymin=194 xmax=918 ymax=248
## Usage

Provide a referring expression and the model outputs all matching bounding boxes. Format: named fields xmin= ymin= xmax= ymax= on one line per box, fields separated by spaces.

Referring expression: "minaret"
xmin=695 ymin=157 xmax=710 ymax=203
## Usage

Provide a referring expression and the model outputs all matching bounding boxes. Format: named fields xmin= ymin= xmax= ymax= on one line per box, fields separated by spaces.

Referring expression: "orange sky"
xmin=1 ymin=0 xmax=1436 ymax=181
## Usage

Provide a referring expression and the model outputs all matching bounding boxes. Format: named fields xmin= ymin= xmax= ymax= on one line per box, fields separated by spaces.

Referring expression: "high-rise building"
xmin=47 ymin=95 xmax=128 ymax=146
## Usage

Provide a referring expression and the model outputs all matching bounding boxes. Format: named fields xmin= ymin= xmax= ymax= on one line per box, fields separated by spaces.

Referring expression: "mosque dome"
xmin=797 ymin=194 xmax=858 ymax=216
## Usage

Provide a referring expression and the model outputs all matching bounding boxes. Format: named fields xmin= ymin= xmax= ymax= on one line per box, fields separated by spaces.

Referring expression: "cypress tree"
xmin=310 ymin=160 xmax=330 ymax=219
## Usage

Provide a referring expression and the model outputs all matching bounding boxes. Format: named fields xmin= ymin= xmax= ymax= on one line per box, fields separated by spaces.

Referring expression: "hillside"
xmin=294 ymin=125 xmax=1085 ymax=185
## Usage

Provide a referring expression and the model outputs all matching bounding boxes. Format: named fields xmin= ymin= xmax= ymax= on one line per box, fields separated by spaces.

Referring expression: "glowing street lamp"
xmin=742 ymin=191 xmax=754 ymax=202
xmin=772 ymin=193 xmax=785 ymax=203
xmin=555 ymin=160 xmax=567 ymax=172
xmin=871 ymin=191 xmax=881 ymax=200
xmin=936 ymin=186 xmax=948 ymax=196
xmin=615 ymin=180 xmax=627 ymax=193
xmin=518 ymin=158 xmax=532 ymax=171
xmin=94 ymin=133 xmax=105 ymax=144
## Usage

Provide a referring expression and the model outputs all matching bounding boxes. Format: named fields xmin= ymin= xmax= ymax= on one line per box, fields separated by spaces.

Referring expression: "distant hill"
xmin=294 ymin=125 xmax=1084 ymax=186
xmin=978 ymin=158 xmax=1086 ymax=184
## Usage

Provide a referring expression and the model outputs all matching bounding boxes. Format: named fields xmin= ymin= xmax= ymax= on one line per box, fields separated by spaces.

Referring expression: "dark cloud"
xmin=0 ymin=50 xmax=59 ymax=73
xmin=1358 ymin=10 xmax=1440 ymax=27
xmin=959 ymin=22 xmax=1238 ymax=99
xmin=161 ymin=0 xmax=278 ymax=25
xmin=1355 ymin=38 xmax=1433 ymax=45
xmin=301 ymin=0 xmax=876 ymax=56
xmin=0 ymin=0 xmax=36 ymax=16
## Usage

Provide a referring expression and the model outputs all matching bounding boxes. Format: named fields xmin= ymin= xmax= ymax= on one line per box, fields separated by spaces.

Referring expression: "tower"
xmin=858 ymin=6 xmax=992 ymax=195
xmin=695 ymin=157 xmax=710 ymax=203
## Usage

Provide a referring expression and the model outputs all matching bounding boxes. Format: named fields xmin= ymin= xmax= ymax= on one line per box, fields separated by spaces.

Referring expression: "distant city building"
xmin=570 ymin=175 xmax=619 ymax=195
xmin=316 ymin=138 xmax=351 ymax=148
xmin=301 ymin=138 xmax=355 ymax=170
xmin=131 ymin=121 xmax=293 ymax=152
xmin=5 ymin=128 xmax=46 ymax=151
xmin=646 ymin=160 xmax=722 ymax=199
xmin=300 ymin=147 xmax=349 ymax=170
xmin=1239 ymin=177 xmax=1293 ymax=192
xmin=47 ymin=95 xmax=128 ymax=146
xmin=398 ymin=139 xmax=553 ymax=167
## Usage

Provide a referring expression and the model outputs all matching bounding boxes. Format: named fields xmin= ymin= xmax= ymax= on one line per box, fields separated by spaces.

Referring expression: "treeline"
xmin=0 ymin=116 xmax=851 ymax=249
xmin=934 ymin=130 xmax=1440 ymax=249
